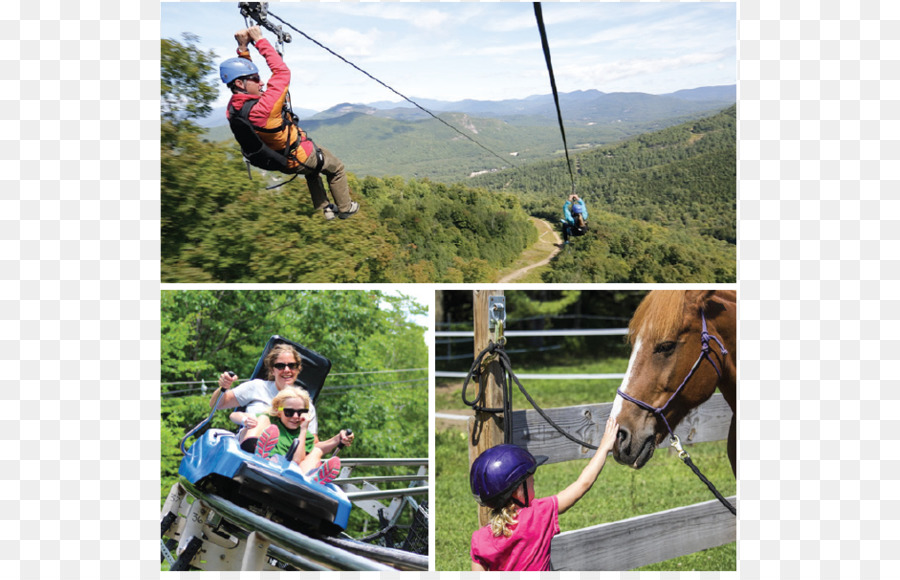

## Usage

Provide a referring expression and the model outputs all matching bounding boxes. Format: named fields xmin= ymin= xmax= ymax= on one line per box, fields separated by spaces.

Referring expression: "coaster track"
xmin=161 ymin=475 xmax=429 ymax=571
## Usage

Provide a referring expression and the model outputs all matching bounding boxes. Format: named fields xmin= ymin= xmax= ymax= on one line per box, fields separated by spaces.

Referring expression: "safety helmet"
xmin=571 ymin=203 xmax=583 ymax=215
xmin=220 ymin=58 xmax=259 ymax=85
xmin=470 ymin=444 xmax=548 ymax=509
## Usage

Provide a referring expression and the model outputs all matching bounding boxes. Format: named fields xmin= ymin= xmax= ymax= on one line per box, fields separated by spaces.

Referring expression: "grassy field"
xmin=435 ymin=359 xmax=736 ymax=571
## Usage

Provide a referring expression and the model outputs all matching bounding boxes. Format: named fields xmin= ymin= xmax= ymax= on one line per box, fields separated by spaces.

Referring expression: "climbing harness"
xmin=616 ymin=308 xmax=736 ymax=515
xmin=230 ymin=3 xmax=326 ymax=189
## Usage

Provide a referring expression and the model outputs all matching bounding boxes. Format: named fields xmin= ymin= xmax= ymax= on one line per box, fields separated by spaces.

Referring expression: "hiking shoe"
xmin=338 ymin=201 xmax=359 ymax=220
xmin=323 ymin=204 xmax=336 ymax=221
xmin=255 ymin=425 xmax=279 ymax=459
xmin=311 ymin=456 xmax=341 ymax=484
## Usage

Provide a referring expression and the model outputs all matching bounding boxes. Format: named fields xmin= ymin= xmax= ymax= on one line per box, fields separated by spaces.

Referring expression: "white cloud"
xmin=327 ymin=27 xmax=379 ymax=58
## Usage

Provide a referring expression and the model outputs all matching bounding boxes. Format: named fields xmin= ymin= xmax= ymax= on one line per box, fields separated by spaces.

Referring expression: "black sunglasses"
xmin=243 ymin=74 xmax=261 ymax=83
xmin=273 ymin=362 xmax=299 ymax=371
xmin=279 ymin=407 xmax=309 ymax=418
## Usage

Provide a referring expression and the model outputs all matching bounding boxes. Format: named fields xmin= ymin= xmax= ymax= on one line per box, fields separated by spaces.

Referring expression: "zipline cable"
xmin=533 ymin=2 xmax=577 ymax=197
xmin=264 ymin=8 xmax=513 ymax=168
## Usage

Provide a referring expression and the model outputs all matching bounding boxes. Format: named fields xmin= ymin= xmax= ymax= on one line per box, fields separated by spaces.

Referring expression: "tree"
xmin=161 ymin=33 xmax=219 ymax=132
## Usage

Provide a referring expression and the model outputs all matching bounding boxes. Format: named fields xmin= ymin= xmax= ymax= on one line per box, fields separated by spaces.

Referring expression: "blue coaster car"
xmin=178 ymin=336 xmax=351 ymax=535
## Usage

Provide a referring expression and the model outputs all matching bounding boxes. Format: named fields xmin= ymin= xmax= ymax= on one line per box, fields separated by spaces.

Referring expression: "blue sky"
xmin=161 ymin=2 xmax=735 ymax=113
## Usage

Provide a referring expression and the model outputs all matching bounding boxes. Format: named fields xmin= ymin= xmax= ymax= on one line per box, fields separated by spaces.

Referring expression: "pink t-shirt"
xmin=470 ymin=495 xmax=560 ymax=571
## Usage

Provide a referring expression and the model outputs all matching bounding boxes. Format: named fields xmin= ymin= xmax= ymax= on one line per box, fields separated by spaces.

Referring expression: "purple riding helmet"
xmin=470 ymin=444 xmax=548 ymax=509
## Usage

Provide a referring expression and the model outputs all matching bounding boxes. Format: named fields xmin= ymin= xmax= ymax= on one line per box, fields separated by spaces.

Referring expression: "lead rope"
xmin=461 ymin=341 xmax=597 ymax=449
xmin=617 ymin=309 xmax=735 ymax=516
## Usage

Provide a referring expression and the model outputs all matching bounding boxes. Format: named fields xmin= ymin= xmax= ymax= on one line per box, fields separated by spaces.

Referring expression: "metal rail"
xmin=341 ymin=458 xmax=428 ymax=467
xmin=437 ymin=328 xmax=628 ymax=337
xmin=337 ymin=474 xmax=427 ymax=485
xmin=322 ymin=534 xmax=429 ymax=570
xmin=345 ymin=486 xmax=428 ymax=501
xmin=177 ymin=477 xmax=404 ymax=571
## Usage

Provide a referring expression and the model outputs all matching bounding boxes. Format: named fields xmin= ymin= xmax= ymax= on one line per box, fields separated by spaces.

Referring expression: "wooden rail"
xmin=501 ymin=393 xmax=732 ymax=464
xmin=550 ymin=496 xmax=737 ymax=570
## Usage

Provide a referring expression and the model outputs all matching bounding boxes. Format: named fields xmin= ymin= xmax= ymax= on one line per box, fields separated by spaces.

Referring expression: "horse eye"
xmin=654 ymin=341 xmax=676 ymax=355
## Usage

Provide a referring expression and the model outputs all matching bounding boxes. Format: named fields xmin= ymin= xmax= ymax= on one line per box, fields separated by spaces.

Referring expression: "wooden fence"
xmin=493 ymin=393 xmax=735 ymax=570
xmin=463 ymin=290 xmax=735 ymax=570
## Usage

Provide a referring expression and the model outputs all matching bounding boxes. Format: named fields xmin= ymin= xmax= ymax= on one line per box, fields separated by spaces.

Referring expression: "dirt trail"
xmin=496 ymin=218 xmax=562 ymax=283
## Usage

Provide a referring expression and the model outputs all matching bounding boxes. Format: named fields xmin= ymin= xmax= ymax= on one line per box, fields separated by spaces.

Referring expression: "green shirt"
xmin=261 ymin=415 xmax=316 ymax=458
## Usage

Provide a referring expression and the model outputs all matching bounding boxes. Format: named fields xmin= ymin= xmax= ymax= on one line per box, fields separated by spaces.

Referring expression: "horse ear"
xmin=687 ymin=290 xmax=733 ymax=317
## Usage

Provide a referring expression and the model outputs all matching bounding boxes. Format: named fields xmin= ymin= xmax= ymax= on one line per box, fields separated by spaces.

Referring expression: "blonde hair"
xmin=267 ymin=386 xmax=311 ymax=416
xmin=488 ymin=503 xmax=521 ymax=537
xmin=628 ymin=290 xmax=686 ymax=346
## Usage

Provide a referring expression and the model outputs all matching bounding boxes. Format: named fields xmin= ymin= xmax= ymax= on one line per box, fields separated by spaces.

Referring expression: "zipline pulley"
xmin=239 ymin=2 xmax=292 ymax=53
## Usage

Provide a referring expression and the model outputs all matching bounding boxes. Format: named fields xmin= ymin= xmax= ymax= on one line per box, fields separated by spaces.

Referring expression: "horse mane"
xmin=627 ymin=291 xmax=686 ymax=346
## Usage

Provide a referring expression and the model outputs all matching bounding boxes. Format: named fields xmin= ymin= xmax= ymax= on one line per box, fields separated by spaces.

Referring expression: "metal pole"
xmin=469 ymin=290 xmax=505 ymax=526
xmin=344 ymin=486 xmax=428 ymax=501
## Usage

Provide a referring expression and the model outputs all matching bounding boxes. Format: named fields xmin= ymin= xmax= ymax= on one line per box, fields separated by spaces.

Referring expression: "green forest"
xmin=162 ymin=35 xmax=734 ymax=283
xmin=161 ymin=290 xmax=428 ymax=537
xmin=469 ymin=106 xmax=737 ymax=282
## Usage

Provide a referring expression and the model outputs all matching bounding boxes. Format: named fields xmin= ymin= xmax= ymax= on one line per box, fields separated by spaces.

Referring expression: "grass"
xmin=434 ymin=357 xmax=736 ymax=571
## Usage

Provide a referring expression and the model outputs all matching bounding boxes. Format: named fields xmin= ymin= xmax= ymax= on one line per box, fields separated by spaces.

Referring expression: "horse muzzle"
xmin=613 ymin=425 xmax=657 ymax=469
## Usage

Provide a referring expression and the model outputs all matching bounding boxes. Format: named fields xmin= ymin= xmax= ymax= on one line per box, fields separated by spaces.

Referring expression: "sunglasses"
xmin=279 ymin=407 xmax=309 ymax=418
xmin=243 ymin=75 xmax=261 ymax=83
xmin=272 ymin=362 xmax=299 ymax=371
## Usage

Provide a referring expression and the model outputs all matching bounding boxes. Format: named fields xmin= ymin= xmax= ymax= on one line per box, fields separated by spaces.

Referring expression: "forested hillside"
xmin=163 ymin=36 xmax=733 ymax=284
xmin=162 ymin=125 xmax=536 ymax=282
xmin=469 ymin=106 xmax=737 ymax=282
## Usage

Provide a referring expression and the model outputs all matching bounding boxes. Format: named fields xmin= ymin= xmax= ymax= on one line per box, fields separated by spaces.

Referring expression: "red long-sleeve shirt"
xmin=225 ymin=38 xmax=314 ymax=168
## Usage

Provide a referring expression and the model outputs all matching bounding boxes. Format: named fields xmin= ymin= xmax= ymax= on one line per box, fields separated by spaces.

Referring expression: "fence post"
xmin=468 ymin=290 xmax=505 ymax=527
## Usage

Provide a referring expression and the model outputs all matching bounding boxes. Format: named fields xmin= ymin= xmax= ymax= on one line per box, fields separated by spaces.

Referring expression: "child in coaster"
xmin=237 ymin=386 xmax=351 ymax=484
xmin=469 ymin=416 xmax=618 ymax=571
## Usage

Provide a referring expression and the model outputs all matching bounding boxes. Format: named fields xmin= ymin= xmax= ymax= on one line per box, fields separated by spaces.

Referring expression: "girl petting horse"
xmin=468 ymin=417 xmax=618 ymax=571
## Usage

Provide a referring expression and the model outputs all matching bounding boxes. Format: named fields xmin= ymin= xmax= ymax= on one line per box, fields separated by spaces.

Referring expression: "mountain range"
xmin=200 ymin=85 xmax=735 ymax=127
xmin=201 ymin=85 xmax=735 ymax=182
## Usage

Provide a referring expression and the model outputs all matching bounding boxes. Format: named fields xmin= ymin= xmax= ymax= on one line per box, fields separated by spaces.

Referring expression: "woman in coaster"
xmin=469 ymin=416 xmax=618 ymax=571
xmin=209 ymin=343 xmax=353 ymax=459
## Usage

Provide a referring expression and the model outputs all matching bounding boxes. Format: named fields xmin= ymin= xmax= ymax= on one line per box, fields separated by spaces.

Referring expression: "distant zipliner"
xmin=560 ymin=194 xmax=588 ymax=245
xmin=220 ymin=25 xmax=359 ymax=221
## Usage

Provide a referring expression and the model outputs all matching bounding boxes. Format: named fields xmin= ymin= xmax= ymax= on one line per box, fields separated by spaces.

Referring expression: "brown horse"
xmin=610 ymin=290 xmax=736 ymax=476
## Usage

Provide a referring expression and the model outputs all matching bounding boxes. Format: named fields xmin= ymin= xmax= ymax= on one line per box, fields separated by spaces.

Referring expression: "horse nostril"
xmin=616 ymin=427 xmax=629 ymax=447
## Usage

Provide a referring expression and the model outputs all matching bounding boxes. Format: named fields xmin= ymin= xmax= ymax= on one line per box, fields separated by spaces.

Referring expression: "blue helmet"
xmin=220 ymin=58 xmax=259 ymax=84
xmin=470 ymin=444 xmax=548 ymax=508
xmin=571 ymin=203 xmax=583 ymax=215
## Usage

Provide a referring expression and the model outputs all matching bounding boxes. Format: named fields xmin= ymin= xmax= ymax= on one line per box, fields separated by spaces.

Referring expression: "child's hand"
xmin=299 ymin=415 xmax=310 ymax=429
xmin=242 ymin=415 xmax=257 ymax=429
xmin=339 ymin=430 xmax=354 ymax=447
xmin=599 ymin=416 xmax=619 ymax=453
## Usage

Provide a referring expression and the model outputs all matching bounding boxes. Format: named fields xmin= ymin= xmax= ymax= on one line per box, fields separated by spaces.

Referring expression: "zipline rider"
xmin=220 ymin=26 xmax=359 ymax=221
xmin=561 ymin=194 xmax=588 ymax=244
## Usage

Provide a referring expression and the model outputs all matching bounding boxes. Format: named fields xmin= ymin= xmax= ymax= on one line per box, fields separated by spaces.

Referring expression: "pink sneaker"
xmin=255 ymin=425 xmax=279 ymax=459
xmin=312 ymin=456 xmax=341 ymax=484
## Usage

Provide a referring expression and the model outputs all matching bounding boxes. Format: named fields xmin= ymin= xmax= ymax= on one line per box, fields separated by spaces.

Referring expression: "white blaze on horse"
xmin=610 ymin=290 xmax=736 ymax=476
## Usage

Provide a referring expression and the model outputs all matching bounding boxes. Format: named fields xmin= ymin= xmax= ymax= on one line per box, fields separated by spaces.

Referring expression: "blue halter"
xmin=616 ymin=309 xmax=728 ymax=439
